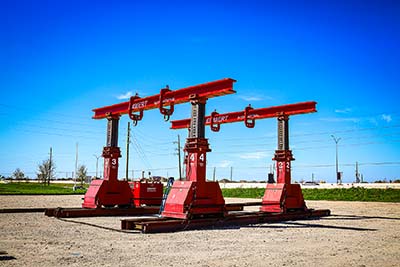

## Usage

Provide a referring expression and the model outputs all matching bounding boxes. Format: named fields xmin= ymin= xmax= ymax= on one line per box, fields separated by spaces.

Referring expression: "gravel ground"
xmin=0 ymin=195 xmax=399 ymax=267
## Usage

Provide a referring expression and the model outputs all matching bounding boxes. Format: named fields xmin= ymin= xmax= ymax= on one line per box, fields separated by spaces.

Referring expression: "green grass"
xmin=222 ymin=187 xmax=400 ymax=202
xmin=302 ymin=188 xmax=400 ymax=202
xmin=1 ymin=183 xmax=399 ymax=202
xmin=0 ymin=182 xmax=86 ymax=195
xmin=222 ymin=188 xmax=266 ymax=198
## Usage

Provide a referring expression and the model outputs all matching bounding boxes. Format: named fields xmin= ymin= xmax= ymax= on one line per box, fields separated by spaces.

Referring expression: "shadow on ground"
xmin=0 ymin=251 xmax=16 ymax=261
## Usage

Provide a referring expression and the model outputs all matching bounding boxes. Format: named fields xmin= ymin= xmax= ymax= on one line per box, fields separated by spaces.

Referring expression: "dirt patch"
xmin=0 ymin=196 xmax=399 ymax=266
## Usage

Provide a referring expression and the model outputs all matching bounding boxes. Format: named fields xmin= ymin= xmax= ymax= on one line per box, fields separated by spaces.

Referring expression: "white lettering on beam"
xmin=131 ymin=100 xmax=148 ymax=109
xmin=162 ymin=97 xmax=175 ymax=103
xmin=205 ymin=115 xmax=229 ymax=124
xmin=155 ymin=98 xmax=175 ymax=105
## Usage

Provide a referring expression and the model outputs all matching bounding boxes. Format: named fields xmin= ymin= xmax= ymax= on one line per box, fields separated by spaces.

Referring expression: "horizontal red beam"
xmin=171 ymin=101 xmax=317 ymax=129
xmin=92 ymin=78 xmax=236 ymax=119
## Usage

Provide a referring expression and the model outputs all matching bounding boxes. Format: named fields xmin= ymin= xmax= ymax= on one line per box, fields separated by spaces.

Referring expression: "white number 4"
xmin=189 ymin=154 xmax=205 ymax=162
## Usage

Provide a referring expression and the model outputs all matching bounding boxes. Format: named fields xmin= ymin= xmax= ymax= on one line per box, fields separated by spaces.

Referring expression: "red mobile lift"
xmin=171 ymin=101 xmax=318 ymax=213
xmin=46 ymin=78 xmax=236 ymax=218
xmin=82 ymin=78 xmax=237 ymax=209
xmin=119 ymin=101 xmax=330 ymax=232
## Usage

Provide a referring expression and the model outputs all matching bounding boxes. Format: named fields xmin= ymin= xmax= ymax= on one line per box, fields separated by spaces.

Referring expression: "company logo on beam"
xmin=206 ymin=115 xmax=229 ymax=124
xmin=159 ymin=97 xmax=175 ymax=104
xmin=131 ymin=100 xmax=148 ymax=109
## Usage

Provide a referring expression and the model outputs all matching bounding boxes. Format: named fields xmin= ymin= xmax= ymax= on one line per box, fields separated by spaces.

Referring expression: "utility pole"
xmin=75 ymin=142 xmax=78 ymax=187
xmin=48 ymin=147 xmax=52 ymax=186
xmin=331 ymin=135 xmax=341 ymax=184
xmin=126 ymin=121 xmax=130 ymax=181
xmin=213 ymin=167 xmax=216 ymax=182
xmin=93 ymin=154 xmax=101 ymax=179
xmin=174 ymin=134 xmax=182 ymax=180
xmin=230 ymin=166 xmax=233 ymax=182
xmin=355 ymin=161 xmax=360 ymax=183
xmin=182 ymin=151 xmax=186 ymax=181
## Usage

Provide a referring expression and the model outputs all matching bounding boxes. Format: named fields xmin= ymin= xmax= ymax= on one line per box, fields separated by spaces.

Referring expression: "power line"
xmin=130 ymin=127 xmax=173 ymax=144
xmin=295 ymin=139 xmax=400 ymax=151
xmin=210 ymin=138 xmax=400 ymax=155
xmin=0 ymin=103 xmax=89 ymax=120
xmin=207 ymin=161 xmax=400 ymax=169
xmin=14 ymin=128 xmax=98 ymax=140
xmin=131 ymin=135 xmax=152 ymax=169
xmin=11 ymin=122 xmax=104 ymax=136
xmin=207 ymin=124 xmax=400 ymax=144
xmin=292 ymin=124 xmax=400 ymax=138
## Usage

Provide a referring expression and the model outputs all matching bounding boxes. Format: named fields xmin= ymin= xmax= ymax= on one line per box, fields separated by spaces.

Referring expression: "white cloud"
xmin=239 ymin=151 xmax=268 ymax=159
xmin=319 ymin=117 xmax=360 ymax=123
xmin=239 ymin=96 xmax=263 ymax=101
xmin=334 ymin=108 xmax=352 ymax=114
xmin=381 ymin=114 xmax=392 ymax=123
xmin=237 ymin=94 xmax=274 ymax=102
xmin=321 ymin=114 xmax=393 ymax=125
xmin=116 ymin=91 xmax=133 ymax=100
xmin=216 ymin=160 xmax=233 ymax=168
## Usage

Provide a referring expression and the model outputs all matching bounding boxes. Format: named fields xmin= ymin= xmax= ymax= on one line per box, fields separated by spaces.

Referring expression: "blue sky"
xmin=0 ymin=0 xmax=399 ymax=182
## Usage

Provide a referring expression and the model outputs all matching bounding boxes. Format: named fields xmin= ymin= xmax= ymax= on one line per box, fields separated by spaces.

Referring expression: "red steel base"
xmin=260 ymin=183 xmax=307 ymax=213
xmin=82 ymin=179 xmax=133 ymax=208
xmin=161 ymin=181 xmax=225 ymax=219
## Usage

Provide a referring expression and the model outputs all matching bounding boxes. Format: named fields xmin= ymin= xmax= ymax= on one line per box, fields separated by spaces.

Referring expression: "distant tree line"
xmin=1 ymin=157 xmax=89 ymax=186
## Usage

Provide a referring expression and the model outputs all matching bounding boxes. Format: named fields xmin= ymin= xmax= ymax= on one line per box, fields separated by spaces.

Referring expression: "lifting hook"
xmin=244 ymin=105 xmax=255 ymax=128
xmin=159 ymin=85 xmax=174 ymax=121
xmin=210 ymin=110 xmax=221 ymax=132
xmin=129 ymin=94 xmax=144 ymax=126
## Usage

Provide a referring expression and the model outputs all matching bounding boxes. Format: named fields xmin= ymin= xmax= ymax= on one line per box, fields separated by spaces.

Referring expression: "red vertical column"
xmin=185 ymin=96 xmax=210 ymax=184
xmin=274 ymin=150 xmax=294 ymax=184
xmin=274 ymin=115 xmax=294 ymax=185
xmin=185 ymin=138 xmax=210 ymax=183
xmin=102 ymin=147 xmax=121 ymax=182
xmin=103 ymin=115 xmax=121 ymax=183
